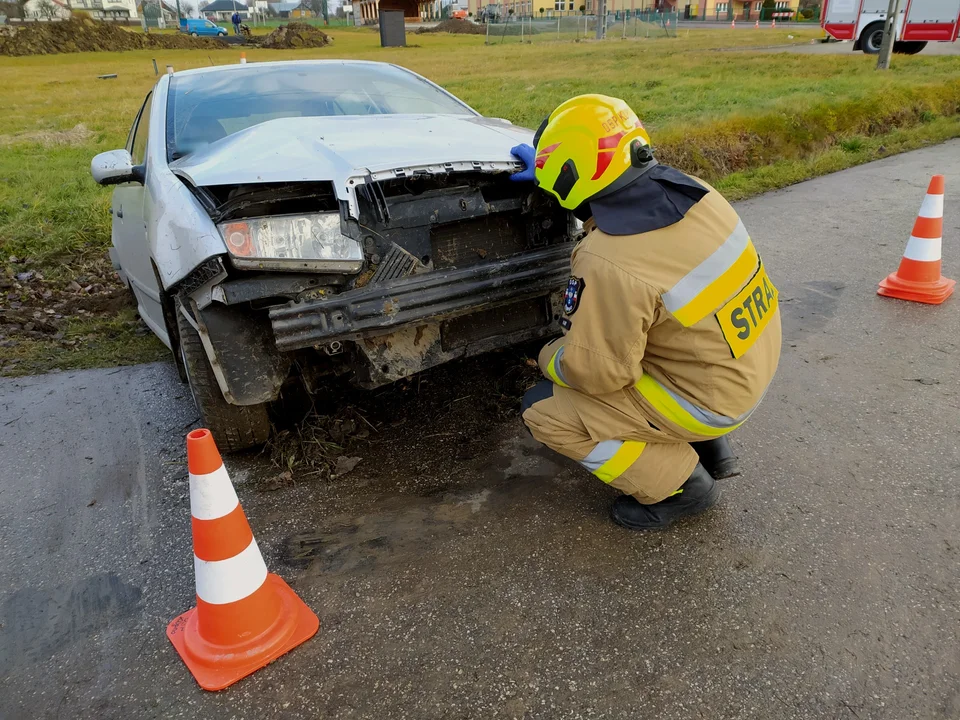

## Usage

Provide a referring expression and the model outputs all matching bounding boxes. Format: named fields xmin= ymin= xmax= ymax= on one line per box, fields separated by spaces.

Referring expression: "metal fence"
xmin=483 ymin=11 xmax=680 ymax=43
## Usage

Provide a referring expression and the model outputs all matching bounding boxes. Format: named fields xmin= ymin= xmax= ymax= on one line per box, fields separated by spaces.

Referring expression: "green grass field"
xmin=4 ymin=27 xmax=960 ymax=375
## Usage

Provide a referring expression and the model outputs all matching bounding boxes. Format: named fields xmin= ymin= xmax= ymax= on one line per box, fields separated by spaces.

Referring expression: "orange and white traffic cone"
xmin=239 ymin=51 xmax=247 ymax=64
xmin=771 ymin=17 xmax=776 ymax=27
xmin=755 ymin=18 xmax=759 ymax=28
xmin=878 ymin=174 xmax=955 ymax=305
xmin=731 ymin=18 xmax=736 ymax=28
xmin=166 ymin=429 xmax=319 ymax=691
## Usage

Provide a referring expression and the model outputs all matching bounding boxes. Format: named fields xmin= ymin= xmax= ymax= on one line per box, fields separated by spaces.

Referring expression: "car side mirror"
xmin=91 ymin=149 xmax=145 ymax=186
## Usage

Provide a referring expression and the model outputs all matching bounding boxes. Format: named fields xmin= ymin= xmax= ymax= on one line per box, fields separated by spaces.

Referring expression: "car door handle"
xmin=116 ymin=207 xmax=123 ymax=219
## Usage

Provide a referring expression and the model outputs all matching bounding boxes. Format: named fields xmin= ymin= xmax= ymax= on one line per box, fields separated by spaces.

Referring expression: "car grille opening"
xmin=430 ymin=212 xmax=527 ymax=270
xmin=440 ymin=297 xmax=549 ymax=352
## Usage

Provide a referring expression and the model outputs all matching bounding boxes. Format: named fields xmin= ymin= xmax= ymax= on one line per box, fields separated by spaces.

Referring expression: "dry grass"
xmin=4 ymin=27 xmax=960 ymax=373
xmin=0 ymin=122 xmax=94 ymax=148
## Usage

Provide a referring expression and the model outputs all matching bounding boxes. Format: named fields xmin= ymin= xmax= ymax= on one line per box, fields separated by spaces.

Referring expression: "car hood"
xmin=169 ymin=114 xmax=533 ymax=189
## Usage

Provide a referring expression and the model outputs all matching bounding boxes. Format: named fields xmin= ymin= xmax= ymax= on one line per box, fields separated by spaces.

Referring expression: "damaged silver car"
xmin=92 ymin=60 xmax=579 ymax=451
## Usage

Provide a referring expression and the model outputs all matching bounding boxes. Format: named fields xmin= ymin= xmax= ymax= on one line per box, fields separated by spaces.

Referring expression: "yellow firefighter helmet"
xmin=533 ymin=94 xmax=653 ymax=210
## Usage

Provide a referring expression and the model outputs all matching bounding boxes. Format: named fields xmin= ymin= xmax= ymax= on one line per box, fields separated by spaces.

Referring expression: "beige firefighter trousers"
xmin=521 ymin=380 xmax=712 ymax=504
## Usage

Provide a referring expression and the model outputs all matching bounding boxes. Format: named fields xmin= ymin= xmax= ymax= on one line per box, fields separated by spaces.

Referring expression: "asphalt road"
xmin=2 ymin=143 xmax=959 ymax=719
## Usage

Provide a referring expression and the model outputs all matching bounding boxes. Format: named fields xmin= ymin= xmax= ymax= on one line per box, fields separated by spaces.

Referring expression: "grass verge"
xmin=3 ymin=28 xmax=960 ymax=375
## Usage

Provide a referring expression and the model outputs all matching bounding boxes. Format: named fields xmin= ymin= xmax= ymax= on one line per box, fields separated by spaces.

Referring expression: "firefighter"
xmin=510 ymin=95 xmax=781 ymax=531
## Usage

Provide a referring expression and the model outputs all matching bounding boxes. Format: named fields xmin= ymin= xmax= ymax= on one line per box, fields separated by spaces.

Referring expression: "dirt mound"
xmin=259 ymin=22 xmax=331 ymax=49
xmin=417 ymin=18 xmax=485 ymax=34
xmin=0 ymin=16 xmax=227 ymax=56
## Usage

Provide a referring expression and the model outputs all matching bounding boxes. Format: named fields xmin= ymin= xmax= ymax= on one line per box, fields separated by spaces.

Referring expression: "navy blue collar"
xmin=587 ymin=166 xmax=709 ymax=236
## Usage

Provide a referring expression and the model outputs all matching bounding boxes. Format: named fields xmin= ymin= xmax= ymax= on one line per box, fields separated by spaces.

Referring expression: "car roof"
xmin=169 ymin=59 xmax=405 ymax=79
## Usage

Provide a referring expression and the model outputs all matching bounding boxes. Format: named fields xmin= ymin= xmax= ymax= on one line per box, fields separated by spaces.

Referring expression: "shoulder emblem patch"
xmin=563 ymin=276 xmax=585 ymax=316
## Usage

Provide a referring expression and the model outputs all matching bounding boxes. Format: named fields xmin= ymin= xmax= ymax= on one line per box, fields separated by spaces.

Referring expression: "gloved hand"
xmin=510 ymin=143 xmax=536 ymax=183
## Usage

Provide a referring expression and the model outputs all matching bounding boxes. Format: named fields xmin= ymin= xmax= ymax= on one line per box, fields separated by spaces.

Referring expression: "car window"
xmin=130 ymin=92 xmax=152 ymax=165
xmin=125 ymin=92 xmax=150 ymax=154
xmin=166 ymin=64 xmax=474 ymax=160
xmin=205 ymin=20 xmax=216 ymax=27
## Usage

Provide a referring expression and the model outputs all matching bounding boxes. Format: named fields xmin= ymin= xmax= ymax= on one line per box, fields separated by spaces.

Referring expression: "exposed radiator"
xmin=370 ymin=243 xmax=420 ymax=283
xmin=430 ymin=213 xmax=527 ymax=270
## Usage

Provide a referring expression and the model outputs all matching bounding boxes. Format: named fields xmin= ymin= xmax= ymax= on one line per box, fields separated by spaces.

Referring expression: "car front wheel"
xmin=191 ymin=31 xmax=199 ymax=36
xmin=177 ymin=307 xmax=271 ymax=453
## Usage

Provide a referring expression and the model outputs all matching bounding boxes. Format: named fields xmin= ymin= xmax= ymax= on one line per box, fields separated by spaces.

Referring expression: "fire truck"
xmin=821 ymin=0 xmax=960 ymax=54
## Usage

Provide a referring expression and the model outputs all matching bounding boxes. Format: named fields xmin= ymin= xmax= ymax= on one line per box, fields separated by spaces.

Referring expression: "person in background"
xmin=231 ymin=11 xmax=242 ymax=34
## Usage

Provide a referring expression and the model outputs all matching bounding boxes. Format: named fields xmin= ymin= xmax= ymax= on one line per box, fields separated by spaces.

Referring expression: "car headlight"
xmin=218 ymin=213 xmax=363 ymax=273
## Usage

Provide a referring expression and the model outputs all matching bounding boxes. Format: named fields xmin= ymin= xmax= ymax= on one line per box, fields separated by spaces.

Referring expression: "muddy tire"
xmin=861 ymin=23 xmax=885 ymax=54
xmin=177 ymin=309 xmax=271 ymax=453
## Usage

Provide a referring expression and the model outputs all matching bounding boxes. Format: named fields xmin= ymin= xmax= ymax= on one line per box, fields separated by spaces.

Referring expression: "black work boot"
xmin=691 ymin=436 xmax=741 ymax=479
xmin=610 ymin=464 xmax=719 ymax=531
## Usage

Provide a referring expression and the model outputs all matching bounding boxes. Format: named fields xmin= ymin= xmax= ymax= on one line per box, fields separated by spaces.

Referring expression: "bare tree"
xmin=37 ymin=0 xmax=58 ymax=17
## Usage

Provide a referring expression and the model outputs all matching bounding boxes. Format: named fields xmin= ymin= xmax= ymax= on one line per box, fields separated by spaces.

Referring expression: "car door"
xmin=112 ymin=92 xmax=167 ymax=342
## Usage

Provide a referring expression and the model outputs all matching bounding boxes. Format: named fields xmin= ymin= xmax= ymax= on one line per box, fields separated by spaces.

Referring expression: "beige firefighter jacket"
xmin=537 ymin=183 xmax=781 ymax=437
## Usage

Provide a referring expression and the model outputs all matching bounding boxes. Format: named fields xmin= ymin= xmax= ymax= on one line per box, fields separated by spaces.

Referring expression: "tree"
xmin=538 ymin=5 xmax=544 ymax=13
xmin=36 ymin=0 xmax=58 ymax=17
xmin=197 ymin=0 xmax=209 ymax=10
xmin=579 ymin=3 xmax=585 ymax=12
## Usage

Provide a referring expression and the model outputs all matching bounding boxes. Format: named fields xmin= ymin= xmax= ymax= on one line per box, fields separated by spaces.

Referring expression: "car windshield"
xmin=166 ymin=64 xmax=474 ymax=160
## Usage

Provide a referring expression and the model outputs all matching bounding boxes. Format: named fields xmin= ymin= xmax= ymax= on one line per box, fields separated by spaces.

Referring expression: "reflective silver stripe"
xmin=668 ymin=387 xmax=748 ymax=428
xmin=661 ymin=378 xmax=767 ymax=429
xmin=661 ymin=219 xmax=750 ymax=314
xmin=580 ymin=440 xmax=624 ymax=473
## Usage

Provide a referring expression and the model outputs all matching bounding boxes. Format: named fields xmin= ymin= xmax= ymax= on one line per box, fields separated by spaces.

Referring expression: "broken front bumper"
xmin=268 ymin=243 xmax=574 ymax=352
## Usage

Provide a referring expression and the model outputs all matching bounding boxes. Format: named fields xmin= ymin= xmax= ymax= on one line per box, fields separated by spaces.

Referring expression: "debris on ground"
xmin=266 ymin=406 xmax=373 ymax=480
xmin=417 ymin=19 xmax=486 ymax=34
xmin=264 ymin=348 xmax=541 ymax=488
xmin=258 ymin=22 xmax=331 ymax=49
xmin=0 ymin=17 xmax=228 ymax=56
xmin=0 ymin=253 xmax=138 ymax=373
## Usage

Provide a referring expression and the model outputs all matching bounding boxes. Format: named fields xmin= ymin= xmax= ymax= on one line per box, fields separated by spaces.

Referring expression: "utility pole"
xmin=176 ymin=0 xmax=182 ymax=23
xmin=876 ymin=0 xmax=902 ymax=70
xmin=595 ymin=0 xmax=605 ymax=37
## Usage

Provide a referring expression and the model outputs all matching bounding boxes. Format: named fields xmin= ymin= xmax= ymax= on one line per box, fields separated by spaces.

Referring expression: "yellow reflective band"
xmin=716 ymin=260 xmax=779 ymax=359
xmin=546 ymin=348 xmax=571 ymax=388
xmin=593 ymin=440 xmax=646 ymax=484
xmin=635 ymin=375 xmax=742 ymax=438
xmin=672 ymin=241 xmax=760 ymax=327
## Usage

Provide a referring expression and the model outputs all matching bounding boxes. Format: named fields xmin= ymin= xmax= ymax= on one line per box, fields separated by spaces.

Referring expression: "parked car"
xmin=179 ymin=18 xmax=228 ymax=36
xmin=91 ymin=60 xmax=579 ymax=451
